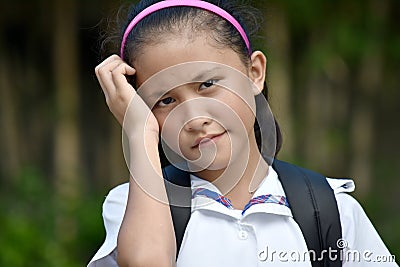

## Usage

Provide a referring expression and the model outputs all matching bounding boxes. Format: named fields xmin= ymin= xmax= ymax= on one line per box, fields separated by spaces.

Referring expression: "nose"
xmin=183 ymin=116 xmax=212 ymax=132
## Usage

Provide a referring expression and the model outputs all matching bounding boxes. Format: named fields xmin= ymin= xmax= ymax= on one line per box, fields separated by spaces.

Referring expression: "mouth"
xmin=191 ymin=132 xmax=226 ymax=148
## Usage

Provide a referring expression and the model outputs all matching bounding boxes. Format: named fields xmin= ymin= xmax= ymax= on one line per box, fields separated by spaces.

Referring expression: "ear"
xmin=249 ymin=51 xmax=267 ymax=95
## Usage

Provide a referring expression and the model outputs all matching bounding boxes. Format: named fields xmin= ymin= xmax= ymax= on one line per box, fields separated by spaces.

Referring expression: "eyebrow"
xmin=144 ymin=66 xmax=223 ymax=100
xmin=190 ymin=66 xmax=222 ymax=82
xmin=146 ymin=90 xmax=166 ymax=100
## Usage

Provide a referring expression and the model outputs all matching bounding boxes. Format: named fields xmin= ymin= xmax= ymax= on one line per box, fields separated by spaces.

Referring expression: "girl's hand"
xmin=95 ymin=55 xmax=159 ymax=138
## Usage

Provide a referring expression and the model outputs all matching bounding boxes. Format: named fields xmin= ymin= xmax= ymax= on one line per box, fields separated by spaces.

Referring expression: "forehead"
xmin=133 ymin=35 xmax=247 ymax=87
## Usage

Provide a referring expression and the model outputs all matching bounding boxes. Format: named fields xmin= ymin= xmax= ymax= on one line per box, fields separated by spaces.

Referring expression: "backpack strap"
xmin=272 ymin=160 xmax=342 ymax=267
xmin=162 ymin=165 xmax=191 ymax=258
xmin=163 ymin=160 xmax=343 ymax=266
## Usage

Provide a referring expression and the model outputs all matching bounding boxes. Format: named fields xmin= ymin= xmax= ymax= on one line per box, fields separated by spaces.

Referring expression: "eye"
xmin=199 ymin=79 xmax=218 ymax=90
xmin=157 ymin=97 xmax=175 ymax=107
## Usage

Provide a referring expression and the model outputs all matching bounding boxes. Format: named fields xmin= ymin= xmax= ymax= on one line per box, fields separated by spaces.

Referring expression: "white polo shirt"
xmin=88 ymin=166 xmax=397 ymax=267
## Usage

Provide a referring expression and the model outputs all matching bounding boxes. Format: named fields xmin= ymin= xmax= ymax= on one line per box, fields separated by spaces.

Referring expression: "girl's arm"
xmin=95 ymin=55 xmax=176 ymax=267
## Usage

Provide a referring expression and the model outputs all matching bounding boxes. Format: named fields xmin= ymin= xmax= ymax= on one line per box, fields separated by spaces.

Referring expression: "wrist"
xmin=125 ymin=129 xmax=159 ymax=144
xmin=125 ymin=130 xmax=163 ymax=178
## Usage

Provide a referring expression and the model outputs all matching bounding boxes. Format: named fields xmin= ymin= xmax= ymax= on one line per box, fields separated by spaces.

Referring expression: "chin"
xmin=203 ymin=154 xmax=233 ymax=171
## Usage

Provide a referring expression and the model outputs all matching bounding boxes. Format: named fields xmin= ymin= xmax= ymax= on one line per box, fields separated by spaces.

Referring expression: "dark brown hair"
xmin=100 ymin=0 xmax=282 ymax=164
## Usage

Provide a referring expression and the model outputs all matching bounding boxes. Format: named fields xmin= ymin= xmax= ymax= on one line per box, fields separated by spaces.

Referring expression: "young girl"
xmin=89 ymin=0 xmax=397 ymax=266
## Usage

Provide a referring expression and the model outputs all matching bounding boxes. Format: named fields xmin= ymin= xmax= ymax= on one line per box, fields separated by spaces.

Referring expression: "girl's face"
xmin=133 ymin=33 xmax=266 ymax=171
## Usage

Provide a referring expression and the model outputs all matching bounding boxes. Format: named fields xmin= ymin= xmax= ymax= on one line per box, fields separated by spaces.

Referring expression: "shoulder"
xmin=325 ymin=177 xmax=365 ymax=230
xmin=102 ymin=183 xmax=129 ymax=215
xmin=326 ymin=177 xmax=355 ymax=194
xmin=325 ymin=177 xmax=368 ymax=224
xmin=102 ymin=183 xmax=129 ymax=235
xmin=87 ymin=183 xmax=129 ymax=267
xmin=326 ymin=179 xmax=396 ymax=264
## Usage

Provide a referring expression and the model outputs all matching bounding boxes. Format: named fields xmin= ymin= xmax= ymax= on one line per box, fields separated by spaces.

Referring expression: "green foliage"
xmin=0 ymin=167 xmax=104 ymax=267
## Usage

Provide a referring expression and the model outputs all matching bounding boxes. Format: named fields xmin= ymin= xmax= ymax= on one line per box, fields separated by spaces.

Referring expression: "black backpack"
xmin=163 ymin=159 xmax=342 ymax=267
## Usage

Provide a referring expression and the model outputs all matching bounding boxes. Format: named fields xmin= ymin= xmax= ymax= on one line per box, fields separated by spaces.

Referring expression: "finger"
xmin=95 ymin=54 xmax=125 ymax=90
xmin=94 ymin=54 xmax=121 ymax=75
xmin=112 ymin=61 xmax=136 ymax=75
xmin=96 ymin=57 xmax=124 ymax=81
xmin=95 ymin=56 xmax=136 ymax=108
xmin=96 ymin=59 xmax=127 ymax=97
xmin=111 ymin=62 xmax=137 ymax=95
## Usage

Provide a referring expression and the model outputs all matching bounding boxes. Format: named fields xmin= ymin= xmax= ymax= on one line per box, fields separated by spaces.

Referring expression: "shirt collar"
xmin=190 ymin=166 xmax=292 ymax=218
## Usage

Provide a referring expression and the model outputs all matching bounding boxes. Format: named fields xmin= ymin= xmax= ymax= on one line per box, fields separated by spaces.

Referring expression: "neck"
xmin=194 ymin=131 xmax=270 ymax=208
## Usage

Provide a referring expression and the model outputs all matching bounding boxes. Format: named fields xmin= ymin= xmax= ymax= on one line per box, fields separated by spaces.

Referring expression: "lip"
xmin=192 ymin=132 xmax=226 ymax=148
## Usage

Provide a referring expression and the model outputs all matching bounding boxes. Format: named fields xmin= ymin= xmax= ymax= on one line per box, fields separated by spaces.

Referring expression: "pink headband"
xmin=120 ymin=0 xmax=251 ymax=58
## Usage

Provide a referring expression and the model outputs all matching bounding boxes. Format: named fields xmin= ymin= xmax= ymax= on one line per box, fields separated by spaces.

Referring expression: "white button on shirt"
xmin=87 ymin=166 xmax=398 ymax=267
xmin=238 ymin=228 xmax=248 ymax=240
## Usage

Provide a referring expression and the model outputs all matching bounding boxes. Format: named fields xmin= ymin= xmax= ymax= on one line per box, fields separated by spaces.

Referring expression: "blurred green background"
xmin=0 ymin=0 xmax=399 ymax=266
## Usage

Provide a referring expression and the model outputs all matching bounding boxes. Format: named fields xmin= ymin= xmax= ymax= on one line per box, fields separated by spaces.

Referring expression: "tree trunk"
xmin=0 ymin=54 xmax=21 ymax=179
xmin=53 ymin=0 xmax=80 ymax=244
xmin=264 ymin=3 xmax=295 ymax=160
xmin=350 ymin=0 xmax=388 ymax=197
